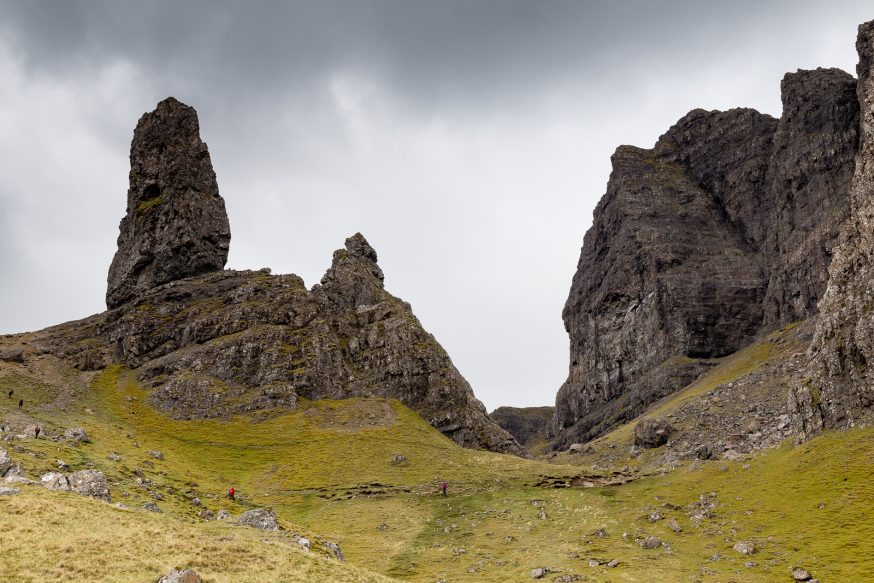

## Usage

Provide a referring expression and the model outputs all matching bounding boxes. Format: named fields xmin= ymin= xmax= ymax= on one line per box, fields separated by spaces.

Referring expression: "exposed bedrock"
xmin=791 ymin=20 xmax=874 ymax=440
xmin=553 ymin=64 xmax=859 ymax=448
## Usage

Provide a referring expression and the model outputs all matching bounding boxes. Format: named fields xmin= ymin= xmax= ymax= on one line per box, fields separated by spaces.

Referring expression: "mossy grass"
xmin=2 ymin=348 xmax=873 ymax=581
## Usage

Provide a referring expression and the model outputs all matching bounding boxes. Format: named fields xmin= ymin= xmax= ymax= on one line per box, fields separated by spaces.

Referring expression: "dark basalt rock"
xmin=489 ymin=406 xmax=554 ymax=447
xmin=553 ymin=64 xmax=859 ymax=448
xmin=106 ymin=97 xmax=231 ymax=309
xmin=30 ymin=99 xmax=523 ymax=456
xmin=791 ymin=20 xmax=874 ymax=440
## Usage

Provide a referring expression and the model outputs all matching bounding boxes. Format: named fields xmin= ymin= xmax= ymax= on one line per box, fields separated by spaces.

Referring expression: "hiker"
xmin=441 ymin=481 xmax=447 ymax=497
xmin=34 ymin=424 xmax=41 ymax=439
xmin=228 ymin=487 xmax=235 ymax=501
xmin=7 ymin=389 xmax=12 ymax=398
xmin=18 ymin=399 xmax=23 ymax=409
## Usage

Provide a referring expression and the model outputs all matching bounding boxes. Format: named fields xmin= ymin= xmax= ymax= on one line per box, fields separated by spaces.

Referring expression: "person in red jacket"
xmin=228 ymin=487 xmax=235 ymax=501
xmin=441 ymin=481 xmax=447 ymax=496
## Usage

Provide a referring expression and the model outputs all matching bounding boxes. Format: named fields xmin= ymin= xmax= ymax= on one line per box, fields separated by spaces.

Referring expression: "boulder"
xmin=68 ymin=469 xmax=111 ymax=502
xmin=144 ymin=501 xmax=161 ymax=513
xmin=64 ymin=427 xmax=90 ymax=443
xmin=0 ymin=486 xmax=19 ymax=496
xmin=157 ymin=568 xmax=202 ymax=583
xmin=41 ymin=472 xmax=70 ymax=491
xmin=197 ymin=508 xmax=214 ymax=520
xmin=0 ymin=447 xmax=11 ymax=476
xmin=634 ymin=418 xmax=674 ymax=448
xmin=148 ymin=450 xmax=164 ymax=460
xmin=733 ymin=541 xmax=755 ymax=555
xmin=325 ymin=541 xmax=344 ymax=561
xmin=236 ymin=507 xmax=279 ymax=531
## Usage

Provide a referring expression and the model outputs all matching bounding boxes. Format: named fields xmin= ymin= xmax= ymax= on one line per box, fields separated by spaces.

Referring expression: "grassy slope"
xmin=2 ymin=353 xmax=873 ymax=581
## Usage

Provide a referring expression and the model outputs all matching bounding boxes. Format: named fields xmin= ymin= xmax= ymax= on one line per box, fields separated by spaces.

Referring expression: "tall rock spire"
xmin=106 ymin=97 xmax=231 ymax=309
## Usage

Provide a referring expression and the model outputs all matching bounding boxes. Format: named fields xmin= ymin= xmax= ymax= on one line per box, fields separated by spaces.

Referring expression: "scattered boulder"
xmin=0 ymin=448 xmax=11 ymax=476
xmin=41 ymin=472 xmax=70 ymax=491
xmin=607 ymin=559 xmax=619 ymax=568
xmin=191 ymin=497 xmax=201 ymax=506
xmin=668 ymin=518 xmax=682 ymax=533
xmin=638 ymin=536 xmax=661 ymax=549
xmin=148 ymin=450 xmax=164 ymax=460
xmin=390 ymin=454 xmax=406 ymax=464
xmin=530 ymin=567 xmax=546 ymax=579
xmin=144 ymin=501 xmax=161 ymax=513
xmin=791 ymin=567 xmax=812 ymax=581
xmin=107 ymin=452 xmax=122 ymax=462
xmin=198 ymin=508 xmax=214 ymax=520
xmin=297 ymin=537 xmax=311 ymax=551
xmin=57 ymin=460 xmax=69 ymax=471
xmin=157 ymin=568 xmax=202 ymax=583
xmin=568 ymin=443 xmax=588 ymax=453
xmin=733 ymin=541 xmax=755 ymax=555
xmin=538 ymin=508 xmax=548 ymax=520
xmin=64 ymin=427 xmax=90 ymax=443
xmin=634 ymin=419 xmax=674 ymax=448
xmin=0 ymin=486 xmax=19 ymax=496
xmin=216 ymin=509 xmax=231 ymax=520
xmin=236 ymin=507 xmax=279 ymax=531
xmin=325 ymin=541 xmax=344 ymax=561
xmin=69 ymin=470 xmax=111 ymax=502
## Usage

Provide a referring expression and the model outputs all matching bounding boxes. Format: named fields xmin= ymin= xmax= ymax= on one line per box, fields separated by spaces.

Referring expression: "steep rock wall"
xmin=554 ymin=66 xmax=858 ymax=448
xmin=791 ymin=20 xmax=874 ymax=440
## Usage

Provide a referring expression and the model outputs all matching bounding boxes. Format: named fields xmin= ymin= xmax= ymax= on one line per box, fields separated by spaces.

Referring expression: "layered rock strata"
xmin=554 ymin=65 xmax=859 ymax=448
xmin=106 ymin=97 xmax=231 ymax=309
xmin=791 ymin=20 xmax=874 ymax=439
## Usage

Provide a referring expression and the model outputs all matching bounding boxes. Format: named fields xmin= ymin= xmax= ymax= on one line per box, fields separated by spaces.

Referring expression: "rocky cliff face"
xmin=791 ymin=21 xmax=874 ymax=440
xmin=106 ymin=97 xmax=231 ymax=309
xmin=554 ymin=65 xmax=859 ymax=448
xmin=25 ymin=98 xmax=522 ymax=456
xmin=489 ymin=406 xmax=554 ymax=448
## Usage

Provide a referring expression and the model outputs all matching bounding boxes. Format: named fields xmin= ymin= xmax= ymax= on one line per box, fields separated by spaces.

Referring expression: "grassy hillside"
xmin=2 ymin=355 xmax=873 ymax=581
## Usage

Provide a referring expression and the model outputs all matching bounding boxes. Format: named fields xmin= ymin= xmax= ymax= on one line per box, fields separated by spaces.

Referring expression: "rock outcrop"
xmin=26 ymin=98 xmax=522 ymax=456
xmin=489 ymin=406 xmax=554 ymax=448
xmin=791 ymin=20 xmax=874 ymax=439
xmin=554 ymin=65 xmax=859 ymax=448
xmin=106 ymin=97 xmax=231 ymax=309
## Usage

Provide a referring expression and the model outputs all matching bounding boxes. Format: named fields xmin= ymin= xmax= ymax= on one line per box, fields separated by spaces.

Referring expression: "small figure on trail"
xmin=34 ymin=424 xmax=41 ymax=439
xmin=7 ymin=389 xmax=12 ymax=398
xmin=441 ymin=481 xmax=447 ymax=497
xmin=228 ymin=487 xmax=235 ymax=501
xmin=18 ymin=399 xmax=23 ymax=409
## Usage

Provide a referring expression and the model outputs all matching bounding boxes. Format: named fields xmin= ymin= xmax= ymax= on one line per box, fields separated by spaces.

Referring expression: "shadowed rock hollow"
xmin=15 ymin=98 xmax=523 ymax=456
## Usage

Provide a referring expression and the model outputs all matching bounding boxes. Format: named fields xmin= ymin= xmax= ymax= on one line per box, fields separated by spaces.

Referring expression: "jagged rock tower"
xmin=43 ymin=97 xmax=523 ymax=455
xmin=106 ymin=97 xmax=231 ymax=309
xmin=791 ymin=20 xmax=874 ymax=439
xmin=553 ymin=63 xmax=860 ymax=447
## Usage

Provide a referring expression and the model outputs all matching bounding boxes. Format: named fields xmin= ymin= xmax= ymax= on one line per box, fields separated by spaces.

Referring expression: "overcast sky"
xmin=0 ymin=1 xmax=871 ymax=411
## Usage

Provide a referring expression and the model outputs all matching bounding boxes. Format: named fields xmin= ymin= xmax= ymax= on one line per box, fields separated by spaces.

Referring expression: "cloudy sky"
xmin=0 ymin=1 xmax=871 ymax=411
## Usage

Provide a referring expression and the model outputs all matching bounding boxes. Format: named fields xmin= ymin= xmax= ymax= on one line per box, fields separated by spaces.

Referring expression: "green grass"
xmin=2 ymin=353 xmax=874 ymax=581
